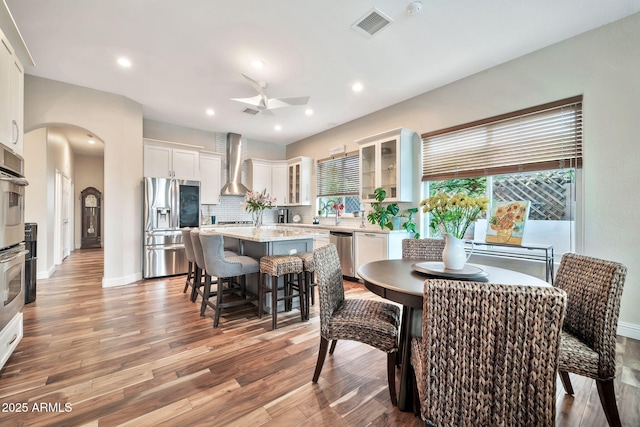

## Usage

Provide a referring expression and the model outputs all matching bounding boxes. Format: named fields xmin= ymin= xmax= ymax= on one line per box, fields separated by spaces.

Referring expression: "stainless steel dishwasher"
xmin=329 ymin=231 xmax=354 ymax=277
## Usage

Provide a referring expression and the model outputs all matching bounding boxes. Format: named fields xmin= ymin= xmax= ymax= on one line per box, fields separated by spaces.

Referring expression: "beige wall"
xmin=24 ymin=76 xmax=143 ymax=286
xmin=288 ymin=13 xmax=640 ymax=332
xmin=74 ymin=154 xmax=104 ymax=249
xmin=143 ymin=118 xmax=286 ymax=161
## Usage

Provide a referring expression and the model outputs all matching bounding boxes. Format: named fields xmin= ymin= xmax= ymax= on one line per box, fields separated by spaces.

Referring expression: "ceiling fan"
xmin=231 ymin=74 xmax=309 ymax=114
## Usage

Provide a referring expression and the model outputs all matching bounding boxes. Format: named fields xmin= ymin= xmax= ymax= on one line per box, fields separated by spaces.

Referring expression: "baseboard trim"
xmin=36 ymin=265 xmax=56 ymax=280
xmin=102 ymin=272 xmax=142 ymax=288
xmin=617 ymin=322 xmax=640 ymax=340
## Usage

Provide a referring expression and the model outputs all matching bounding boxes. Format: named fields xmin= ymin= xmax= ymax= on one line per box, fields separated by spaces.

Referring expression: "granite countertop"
xmin=200 ymin=226 xmax=327 ymax=242
xmin=276 ymin=223 xmax=406 ymax=234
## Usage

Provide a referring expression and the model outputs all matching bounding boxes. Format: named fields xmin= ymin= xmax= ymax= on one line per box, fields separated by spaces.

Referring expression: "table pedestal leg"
xmin=397 ymin=306 xmax=414 ymax=411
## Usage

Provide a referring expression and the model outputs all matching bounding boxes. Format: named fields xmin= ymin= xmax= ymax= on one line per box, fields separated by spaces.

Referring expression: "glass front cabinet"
xmin=357 ymin=128 xmax=418 ymax=203
xmin=287 ymin=156 xmax=313 ymax=205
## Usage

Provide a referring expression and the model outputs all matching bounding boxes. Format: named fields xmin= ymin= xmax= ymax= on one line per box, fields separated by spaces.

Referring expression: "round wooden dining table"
xmin=357 ymin=259 xmax=550 ymax=412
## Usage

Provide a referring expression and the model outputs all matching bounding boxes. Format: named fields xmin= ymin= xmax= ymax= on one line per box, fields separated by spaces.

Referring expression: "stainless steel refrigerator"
xmin=143 ymin=177 xmax=200 ymax=278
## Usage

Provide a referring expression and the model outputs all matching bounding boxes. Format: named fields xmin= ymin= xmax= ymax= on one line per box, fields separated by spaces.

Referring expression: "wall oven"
xmin=0 ymin=243 xmax=27 ymax=332
xmin=0 ymin=144 xmax=28 ymax=332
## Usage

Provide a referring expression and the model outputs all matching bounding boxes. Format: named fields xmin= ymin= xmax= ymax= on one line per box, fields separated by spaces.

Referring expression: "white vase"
xmin=442 ymin=233 xmax=469 ymax=270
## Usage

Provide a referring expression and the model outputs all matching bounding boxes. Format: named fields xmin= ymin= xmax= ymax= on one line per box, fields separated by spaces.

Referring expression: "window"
xmin=316 ymin=152 xmax=360 ymax=215
xmin=422 ymin=97 xmax=582 ymax=257
xmin=422 ymin=96 xmax=582 ymax=181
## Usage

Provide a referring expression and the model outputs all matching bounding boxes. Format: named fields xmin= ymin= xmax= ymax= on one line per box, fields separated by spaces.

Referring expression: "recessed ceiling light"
xmin=251 ymin=59 xmax=265 ymax=68
xmin=305 ymin=108 xmax=314 ymax=116
xmin=117 ymin=57 xmax=132 ymax=68
xmin=274 ymin=125 xmax=282 ymax=131
xmin=88 ymin=139 xmax=95 ymax=145
xmin=206 ymin=108 xmax=215 ymax=116
xmin=352 ymin=82 xmax=364 ymax=92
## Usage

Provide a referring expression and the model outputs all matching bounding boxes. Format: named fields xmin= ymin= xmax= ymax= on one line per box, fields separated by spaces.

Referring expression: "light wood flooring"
xmin=0 ymin=249 xmax=638 ymax=426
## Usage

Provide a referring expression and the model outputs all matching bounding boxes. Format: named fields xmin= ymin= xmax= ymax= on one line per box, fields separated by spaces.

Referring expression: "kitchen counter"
xmin=276 ymin=222 xmax=404 ymax=234
xmin=200 ymin=226 xmax=326 ymax=242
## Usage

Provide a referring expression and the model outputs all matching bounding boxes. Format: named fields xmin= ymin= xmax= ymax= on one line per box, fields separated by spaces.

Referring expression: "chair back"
xmin=417 ymin=279 xmax=566 ymax=426
xmin=555 ymin=253 xmax=627 ymax=378
xmin=182 ymin=227 xmax=196 ymax=263
xmin=190 ymin=229 xmax=206 ymax=270
xmin=313 ymin=244 xmax=345 ymax=338
xmin=402 ymin=238 xmax=445 ymax=260
xmin=198 ymin=232 xmax=244 ymax=278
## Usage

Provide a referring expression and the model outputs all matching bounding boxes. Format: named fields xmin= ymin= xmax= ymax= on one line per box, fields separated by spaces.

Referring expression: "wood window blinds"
xmin=421 ymin=96 xmax=583 ymax=181
xmin=316 ymin=152 xmax=360 ymax=197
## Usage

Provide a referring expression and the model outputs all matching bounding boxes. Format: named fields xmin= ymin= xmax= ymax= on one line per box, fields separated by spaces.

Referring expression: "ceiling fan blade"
xmin=241 ymin=73 xmax=266 ymax=96
xmin=267 ymin=96 xmax=310 ymax=109
xmin=231 ymin=94 xmax=265 ymax=108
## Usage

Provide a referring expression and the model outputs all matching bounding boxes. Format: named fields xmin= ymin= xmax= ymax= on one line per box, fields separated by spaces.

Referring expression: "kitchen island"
xmin=200 ymin=226 xmax=326 ymax=313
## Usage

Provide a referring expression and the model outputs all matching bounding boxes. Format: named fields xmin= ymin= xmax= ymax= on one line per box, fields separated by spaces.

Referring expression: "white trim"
xmin=36 ymin=264 xmax=56 ymax=280
xmin=617 ymin=322 xmax=640 ymax=340
xmin=102 ymin=272 xmax=142 ymax=288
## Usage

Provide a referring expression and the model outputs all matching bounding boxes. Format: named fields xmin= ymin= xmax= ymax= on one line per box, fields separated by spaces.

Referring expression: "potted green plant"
xmin=366 ymin=187 xmax=420 ymax=238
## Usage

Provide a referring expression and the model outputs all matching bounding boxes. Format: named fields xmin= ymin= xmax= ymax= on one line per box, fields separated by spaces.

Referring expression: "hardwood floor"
xmin=0 ymin=249 xmax=638 ymax=426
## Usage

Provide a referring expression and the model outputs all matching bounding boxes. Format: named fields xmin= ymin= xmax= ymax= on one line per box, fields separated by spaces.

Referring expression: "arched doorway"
xmin=23 ymin=123 xmax=104 ymax=279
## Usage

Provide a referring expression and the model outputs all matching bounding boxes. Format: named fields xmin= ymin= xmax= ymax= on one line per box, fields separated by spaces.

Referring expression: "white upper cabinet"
xmin=357 ymin=128 xmax=417 ymax=203
xmin=272 ymin=162 xmax=288 ymax=206
xmin=287 ymin=156 xmax=313 ymax=206
xmin=199 ymin=153 xmax=223 ymax=204
xmin=247 ymin=158 xmax=288 ymax=205
xmin=0 ymin=28 xmax=24 ymax=155
xmin=143 ymin=142 xmax=200 ymax=180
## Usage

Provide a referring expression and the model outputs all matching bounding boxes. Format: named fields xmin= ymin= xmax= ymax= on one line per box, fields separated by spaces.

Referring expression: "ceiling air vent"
xmin=242 ymin=107 xmax=260 ymax=115
xmin=352 ymin=8 xmax=393 ymax=37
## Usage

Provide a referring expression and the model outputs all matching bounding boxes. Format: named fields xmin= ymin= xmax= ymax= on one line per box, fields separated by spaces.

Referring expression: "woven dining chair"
xmin=401 ymin=238 xmax=445 ymax=260
xmin=311 ymin=244 xmax=401 ymax=406
xmin=411 ymin=279 xmax=567 ymax=426
xmin=554 ymin=253 xmax=627 ymax=427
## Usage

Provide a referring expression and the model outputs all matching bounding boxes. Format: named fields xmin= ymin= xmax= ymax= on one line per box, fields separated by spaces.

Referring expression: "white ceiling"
xmin=7 ymin=0 xmax=640 ymax=146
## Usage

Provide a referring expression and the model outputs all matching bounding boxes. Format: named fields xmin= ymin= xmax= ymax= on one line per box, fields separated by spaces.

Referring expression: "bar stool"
xmin=199 ymin=232 xmax=259 ymax=328
xmin=190 ymin=229 xmax=238 ymax=303
xmin=294 ymin=252 xmax=316 ymax=320
xmin=181 ymin=227 xmax=197 ymax=298
xmin=259 ymin=255 xmax=304 ymax=330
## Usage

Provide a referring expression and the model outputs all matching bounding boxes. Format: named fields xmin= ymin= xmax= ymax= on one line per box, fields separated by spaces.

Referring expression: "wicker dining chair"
xmin=411 ymin=279 xmax=567 ymax=426
xmin=401 ymin=238 xmax=445 ymax=260
xmin=311 ymin=244 xmax=401 ymax=406
xmin=554 ymin=253 xmax=627 ymax=427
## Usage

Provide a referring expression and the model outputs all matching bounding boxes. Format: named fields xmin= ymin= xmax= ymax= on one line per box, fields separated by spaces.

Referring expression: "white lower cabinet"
xmin=354 ymin=231 xmax=409 ymax=274
xmin=0 ymin=312 xmax=23 ymax=371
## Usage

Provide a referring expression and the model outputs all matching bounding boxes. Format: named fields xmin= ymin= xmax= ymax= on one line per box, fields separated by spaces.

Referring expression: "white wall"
xmin=73 ymin=154 xmax=104 ymax=249
xmin=24 ymin=76 xmax=143 ymax=287
xmin=24 ymin=128 xmax=49 ymax=274
xmin=287 ymin=13 xmax=640 ymax=333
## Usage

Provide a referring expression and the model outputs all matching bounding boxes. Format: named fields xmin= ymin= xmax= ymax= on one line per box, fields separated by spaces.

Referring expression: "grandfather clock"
xmin=81 ymin=187 xmax=101 ymax=249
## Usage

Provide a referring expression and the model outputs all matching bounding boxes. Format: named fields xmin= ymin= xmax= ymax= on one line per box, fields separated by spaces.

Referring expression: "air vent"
xmin=352 ymin=8 xmax=393 ymax=36
xmin=242 ymin=107 xmax=260 ymax=115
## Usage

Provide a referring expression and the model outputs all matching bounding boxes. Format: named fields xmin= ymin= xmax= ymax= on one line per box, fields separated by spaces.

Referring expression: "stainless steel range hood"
xmin=220 ymin=133 xmax=251 ymax=196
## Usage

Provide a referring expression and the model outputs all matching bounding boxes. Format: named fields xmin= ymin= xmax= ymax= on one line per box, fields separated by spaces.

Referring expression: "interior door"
xmin=62 ymin=176 xmax=71 ymax=259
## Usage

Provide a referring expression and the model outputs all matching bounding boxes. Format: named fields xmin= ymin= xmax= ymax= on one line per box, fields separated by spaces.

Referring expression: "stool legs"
xmin=259 ymin=272 xmax=306 ymax=330
xmin=183 ymin=261 xmax=193 ymax=293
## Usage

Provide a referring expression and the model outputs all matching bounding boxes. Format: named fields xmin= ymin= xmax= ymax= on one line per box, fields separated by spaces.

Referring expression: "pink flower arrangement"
xmin=241 ymin=189 xmax=276 ymax=213
xmin=333 ymin=202 xmax=345 ymax=216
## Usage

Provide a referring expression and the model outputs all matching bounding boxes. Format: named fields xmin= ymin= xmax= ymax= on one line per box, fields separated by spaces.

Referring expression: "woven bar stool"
xmin=259 ymin=255 xmax=304 ymax=330
xmin=294 ymin=252 xmax=316 ymax=320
